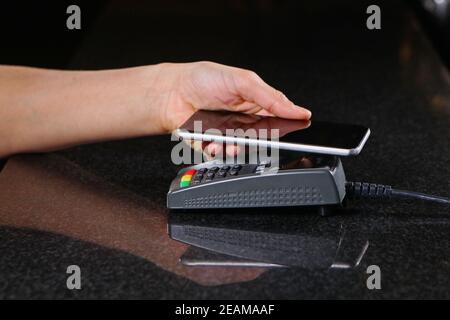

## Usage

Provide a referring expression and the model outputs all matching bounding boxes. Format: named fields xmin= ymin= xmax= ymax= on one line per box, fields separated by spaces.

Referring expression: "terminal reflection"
xmin=169 ymin=208 xmax=369 ymax=269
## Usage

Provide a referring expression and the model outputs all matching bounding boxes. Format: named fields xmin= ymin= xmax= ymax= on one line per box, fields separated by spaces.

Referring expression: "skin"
xmin=0 ymin=61 xmax=311 ymax=158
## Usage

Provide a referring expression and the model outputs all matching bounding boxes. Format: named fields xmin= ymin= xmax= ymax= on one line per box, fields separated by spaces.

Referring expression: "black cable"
xmin=345 ymin=181 xmax=450 ymax=205
xmin=390 ymin=189 xmax=450 ymax=205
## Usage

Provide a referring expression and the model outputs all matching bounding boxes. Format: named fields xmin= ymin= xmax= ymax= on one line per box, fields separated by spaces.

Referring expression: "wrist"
xmin=122 ymin=64 xmax=169 ymax=136
xmin=141 ymin=62 xmax=186 ymax=134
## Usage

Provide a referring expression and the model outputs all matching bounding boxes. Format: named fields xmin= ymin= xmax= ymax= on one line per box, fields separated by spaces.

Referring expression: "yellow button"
xmin=181 ymin=175 xmax=192 ymax=182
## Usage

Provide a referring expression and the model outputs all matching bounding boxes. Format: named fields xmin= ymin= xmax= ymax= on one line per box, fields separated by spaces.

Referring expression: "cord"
xmin=345 ymin=181 xmax=450 ymax=205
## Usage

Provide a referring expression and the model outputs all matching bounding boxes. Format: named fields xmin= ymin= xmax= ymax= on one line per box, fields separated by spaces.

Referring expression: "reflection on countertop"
xmin=168 ymin=206 xmax=450 ymax=273
xmin=169 ymin=209 xmax=369 ymax=270
xmin=0 ymin=155 xmax=265 ymax=287
xmin=1 ymin=154 xmax=450 ymax=299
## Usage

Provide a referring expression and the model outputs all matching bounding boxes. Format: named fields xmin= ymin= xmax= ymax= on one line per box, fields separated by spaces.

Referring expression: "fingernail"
xmin=304 ymin=109 xmax=312 ymax=119
xmin=295 ymin=105 xmax=312 ymax=119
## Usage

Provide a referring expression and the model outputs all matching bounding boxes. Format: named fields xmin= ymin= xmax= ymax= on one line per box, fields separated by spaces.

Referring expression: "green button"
xmin=180 ymin=181 xmax=190 ymax=188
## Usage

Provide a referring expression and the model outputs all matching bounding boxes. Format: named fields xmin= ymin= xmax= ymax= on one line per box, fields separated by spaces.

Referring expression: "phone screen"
xmin=178 ymin=111 xmax=370 ymax=155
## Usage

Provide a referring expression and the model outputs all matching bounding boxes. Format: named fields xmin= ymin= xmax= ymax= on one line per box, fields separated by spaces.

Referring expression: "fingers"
xmin=204 ymin=142 xmax=241 ymax=159
xmin=203 ymin=142 xmax=222 ymax=159
xmin=234 ymin=70 xmax=311 ymax=120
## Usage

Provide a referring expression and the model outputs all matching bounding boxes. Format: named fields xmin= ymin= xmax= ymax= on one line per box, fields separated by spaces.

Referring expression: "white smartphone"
xmin=175 ymin=111 xmax=370 ymax=156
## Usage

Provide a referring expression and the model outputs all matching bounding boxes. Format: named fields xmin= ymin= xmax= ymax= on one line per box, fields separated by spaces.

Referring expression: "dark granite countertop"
xmin=0 ymin=0 xmax=449 ymax=299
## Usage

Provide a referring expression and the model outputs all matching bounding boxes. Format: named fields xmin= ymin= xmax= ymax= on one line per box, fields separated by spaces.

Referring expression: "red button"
xmin=185 ymin=169 xmax=197 ymax=176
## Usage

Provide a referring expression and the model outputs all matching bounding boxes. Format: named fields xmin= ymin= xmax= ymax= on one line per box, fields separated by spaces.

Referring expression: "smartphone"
xmin=175 ymin=111 xmax=370 ymax=156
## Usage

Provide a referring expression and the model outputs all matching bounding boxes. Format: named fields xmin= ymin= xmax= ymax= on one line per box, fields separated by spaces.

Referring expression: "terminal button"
xmin=179 ymin=169 xmax=197 ymax=188
xmin=206 ymin=171 xmax=215 ymax=178
xmin=180 ymin=180 xmax=190 ymax=188
xmin=181 ymin=175 xmax=192 ymax=182
xmin=184 ymin=169 xmax=197 ymax=176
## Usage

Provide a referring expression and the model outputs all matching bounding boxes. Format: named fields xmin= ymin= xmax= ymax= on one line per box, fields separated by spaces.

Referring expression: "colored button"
xmin=185 ymin=169 xmax=197 ymax=176
xmin=180 ymin=181 xmax=190 ymax=188
xmin=181 ymin=175 xmax=193 ymax=182
xmin=180 ymin=173 xmax=194 ymax=187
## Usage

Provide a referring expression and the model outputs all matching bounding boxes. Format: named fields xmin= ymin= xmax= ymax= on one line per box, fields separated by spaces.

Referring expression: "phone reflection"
xmin=181 ymin=111 xmax=310 ymax=161
xmin=181 ymin=110 xmax=311 ymax=138
xmin=168 ymin=204 xmax=450 ymax=271
xmin=180 ymin=110 xmax=370 ymax=160
xmin=169 ymin=208 xmax=369 ymax=269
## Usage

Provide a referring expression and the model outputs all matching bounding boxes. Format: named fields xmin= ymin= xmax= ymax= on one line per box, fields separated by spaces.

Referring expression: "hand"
xmin=150 ymin=61 xmax=312 ymax=133
xmin=0 ymin=63 xmax=311 ymax=157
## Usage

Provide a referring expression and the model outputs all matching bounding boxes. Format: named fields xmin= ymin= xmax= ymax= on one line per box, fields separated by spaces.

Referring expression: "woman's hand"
xmin=149 ymin=61 xmax=311 ymax=133
xmin=0 ymin=62 xmax=311 ymax=157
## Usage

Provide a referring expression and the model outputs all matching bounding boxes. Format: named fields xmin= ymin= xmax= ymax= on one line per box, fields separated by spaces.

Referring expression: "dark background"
xmin=0 ymin=1 xmax=107 ymax=69
xmin=0 ymin=0 xmax=450 ymax=299
xmin=0 ymin=1 xmax=449 ymax=69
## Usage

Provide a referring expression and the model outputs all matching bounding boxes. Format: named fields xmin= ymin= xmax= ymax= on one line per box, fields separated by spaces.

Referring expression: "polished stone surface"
xmin=0 ymin=0 xmax=449 ymax=299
